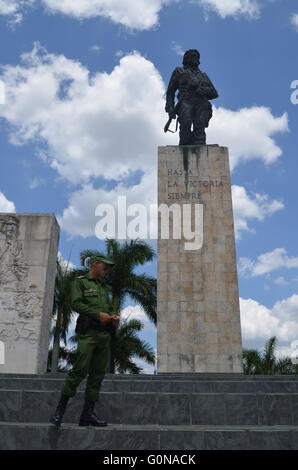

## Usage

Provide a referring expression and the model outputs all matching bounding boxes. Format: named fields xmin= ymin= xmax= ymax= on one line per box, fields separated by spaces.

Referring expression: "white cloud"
xmin=291 ymin=13 xmax=298 ymax=31
xmin=0 ymin=0 xmax=276 ymax=30
xmin=232 ymin=185 xmax=284 ymax=239
xmin=207 ymin=106 xmax=289 ymax=170
xmin=197 ymin=0 xmax=260 ymax=19
xmin=0 ymin=0 xmax=18 ymax=15
xmin=239 ymin=248 xmax=298 ymax=277
xmin=29 ymin=177 xmax=47 ymax=189
xmin=59 ymin=180 xmax=283 ymax=241
xmin=121 ymin=305 xmax=157 ymax=374
xmin=0 ymin=43 xmax=175 ymax=184
xmin=171 ymin=41 xmax=184 ymax=57
xmin=2 ymin=0 xmax=176 ymax=31
xmin=67 ymin=313 xmax=79 ymax=337
xmin=0 ymin=191 xmax=16 ymax=212
xmin=57 ymin=250 xmax=76 ymax=270
xmin=121 ymin=305 xmax=156 ymax=332
xmin=240 ymin=297 xmax=278 ymax=343
xmin=41 ymin=0 xmax=177 ymax=30
xmin=0 ymin=0 xmax=35 ymax=23
xmin=50 ymin=312 xmax=78 ymax=343
xmin=133 ymin=355 xmax=157 ymax=374
xmin=0 ymin=45 xmax=289 ymax=241
xmin=89 ymin=45 xmax=101 ymax=54
xmin=0 ymin=45 xmax=288 ymax=188
xmin=274 ymin=276 xmax=288 ymax=286
xmin=58 ymin=171 xmax=157 ymax=238
xmin=240 ymin=295 xmax=298 ymax=351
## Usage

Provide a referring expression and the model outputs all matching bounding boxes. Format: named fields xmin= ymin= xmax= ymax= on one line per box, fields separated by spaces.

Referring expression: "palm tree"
xmin=114 ymin=317 xmax=155 ymax=373
xmin=79 ymin=239 xmax=157 ymax=373
xmin=50 ymin=255 xmax=79 ymax=372
xmin=48 ymin=345 xmax=77 ymax=372
xmin=242 ymin=348 xmax=263 ymax=375
xmin=243 ymin=336 xmax=298 ymax=375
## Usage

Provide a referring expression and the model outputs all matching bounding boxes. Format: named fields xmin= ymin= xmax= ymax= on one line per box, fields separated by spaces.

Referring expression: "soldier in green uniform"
xmin=49 ymin=253 xmax=119 ymax=427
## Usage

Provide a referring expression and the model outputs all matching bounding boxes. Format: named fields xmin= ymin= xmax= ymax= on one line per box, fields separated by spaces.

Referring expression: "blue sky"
xmin=1 ymin=0 xmax=298 ymax=371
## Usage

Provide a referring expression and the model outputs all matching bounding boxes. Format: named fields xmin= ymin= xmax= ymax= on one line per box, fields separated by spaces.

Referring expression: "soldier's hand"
xmin=98 ymin=312 xmax=112 ymax=325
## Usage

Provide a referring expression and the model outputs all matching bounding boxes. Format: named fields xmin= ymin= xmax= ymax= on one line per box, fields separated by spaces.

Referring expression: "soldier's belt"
xmin=75 ymin=315 xmax=115 ymax=335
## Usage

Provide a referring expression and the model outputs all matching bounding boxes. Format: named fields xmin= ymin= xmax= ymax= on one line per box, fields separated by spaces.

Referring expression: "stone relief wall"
xmin=0 ymin=215 xmax=41 ymax=347
xmin=0 ymin=213 xmax=59 ymax=374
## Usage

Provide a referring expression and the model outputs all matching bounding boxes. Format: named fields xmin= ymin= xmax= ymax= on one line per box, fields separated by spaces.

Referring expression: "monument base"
xmin=157 ymin=145 xmax=243 ymax=373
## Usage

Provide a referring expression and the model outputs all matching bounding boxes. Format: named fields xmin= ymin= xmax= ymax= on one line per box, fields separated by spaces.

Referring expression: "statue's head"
xmin=182 ymin=49 xmax=200 ymax=68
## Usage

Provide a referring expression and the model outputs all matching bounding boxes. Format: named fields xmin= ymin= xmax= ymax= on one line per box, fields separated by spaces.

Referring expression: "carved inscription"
xmin=167 ymin=168 xmax=225 ymax=200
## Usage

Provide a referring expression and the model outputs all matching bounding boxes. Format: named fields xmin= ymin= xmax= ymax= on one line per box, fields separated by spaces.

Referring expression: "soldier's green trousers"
xmin=61 ymin=329 xmax=110 ymax=402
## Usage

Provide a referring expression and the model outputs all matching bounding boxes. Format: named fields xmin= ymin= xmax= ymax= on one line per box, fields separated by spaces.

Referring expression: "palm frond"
xmin=243 ymin=336 xmax=298 ymax=375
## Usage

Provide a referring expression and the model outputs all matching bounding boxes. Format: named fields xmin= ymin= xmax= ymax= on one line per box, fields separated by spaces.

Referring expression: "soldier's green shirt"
xmin=71 ymin=273 xmax=112 ymax=321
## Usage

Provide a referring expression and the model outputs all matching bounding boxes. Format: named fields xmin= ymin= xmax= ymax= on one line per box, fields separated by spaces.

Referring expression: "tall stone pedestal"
xmin=0 ymin=213 xmax=59 ymax=374
xmin=157 ymin=145 xmax=243 ymax=373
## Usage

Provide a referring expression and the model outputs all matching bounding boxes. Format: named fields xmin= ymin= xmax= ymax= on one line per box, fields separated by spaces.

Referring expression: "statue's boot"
xmin=78 ymin=400 xmax=108 ymax=427
xmin=49 ymin=394 xmax=70 ymax=427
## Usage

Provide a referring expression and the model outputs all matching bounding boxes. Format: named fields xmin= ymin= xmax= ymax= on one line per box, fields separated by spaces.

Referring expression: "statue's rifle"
xmin=164 ymin=116 xmax=178 ymax=134
xmin=164 ymin=96 xmax=183 ymax=134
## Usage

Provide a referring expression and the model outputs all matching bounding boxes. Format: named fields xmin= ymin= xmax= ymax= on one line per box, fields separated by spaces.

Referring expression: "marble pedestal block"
xmin=0 ymin=213 xmax=59 ymax=374
xmin=157 ymin=145 xmax=243 ymax=373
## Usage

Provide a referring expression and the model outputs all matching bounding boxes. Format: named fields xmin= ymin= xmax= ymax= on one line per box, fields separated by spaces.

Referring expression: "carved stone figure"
xmin=0 ymin=213 xmax=59 ymax=373
xmin=0 ymin=215 xmax=38 ymax=346
xmin=165 ymin=49 xmax=218 ymax=146
xmin=0 ymin=215 xmax=28 ymax=290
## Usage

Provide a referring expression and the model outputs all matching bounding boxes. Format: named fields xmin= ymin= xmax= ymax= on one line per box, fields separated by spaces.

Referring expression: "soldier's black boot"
xmin=79 ymin=400 xmax=108 ymax=427
xmin=49 ymin=394 xmax=70 ymax=427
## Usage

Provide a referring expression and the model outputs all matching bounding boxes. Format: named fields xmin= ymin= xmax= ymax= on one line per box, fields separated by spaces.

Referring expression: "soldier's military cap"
xmin=89 ymin=253 xmax=115 ymax=266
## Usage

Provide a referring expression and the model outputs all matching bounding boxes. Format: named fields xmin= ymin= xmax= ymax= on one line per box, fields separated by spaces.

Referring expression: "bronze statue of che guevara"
xmin=165 ymin=49 xmax=218 ymax=146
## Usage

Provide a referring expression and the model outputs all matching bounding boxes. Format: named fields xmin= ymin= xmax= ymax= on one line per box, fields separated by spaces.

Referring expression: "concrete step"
xmin=1 ymin=373 xmax=298 ymax=427
xmin=1 ymin=374 xmax=298 ymax=450
xmin=1 ymin=388 xmax=298 ymax=426
xmin=1 ymin=373 xmax=298 ymax=393
xmin=1 ymin=422 xmax=297 ymax=450
xmin=2 ymin=372 xmax=298 ymax=380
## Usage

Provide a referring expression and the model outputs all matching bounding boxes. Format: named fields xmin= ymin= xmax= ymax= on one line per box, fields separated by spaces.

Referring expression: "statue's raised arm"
xmin=164 ymin=49 xmax=218 ymax=146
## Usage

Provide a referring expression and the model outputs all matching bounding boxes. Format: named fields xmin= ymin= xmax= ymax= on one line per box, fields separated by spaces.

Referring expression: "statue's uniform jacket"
xmin=165 ymin=67 xmax=218 ymax=110
xmin=61 ymin=274 xmax=112 ymax=402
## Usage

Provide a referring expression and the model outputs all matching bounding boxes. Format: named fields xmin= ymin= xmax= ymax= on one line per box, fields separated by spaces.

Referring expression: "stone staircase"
xmin=0 ymin=373 xmax=298 ymax=450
